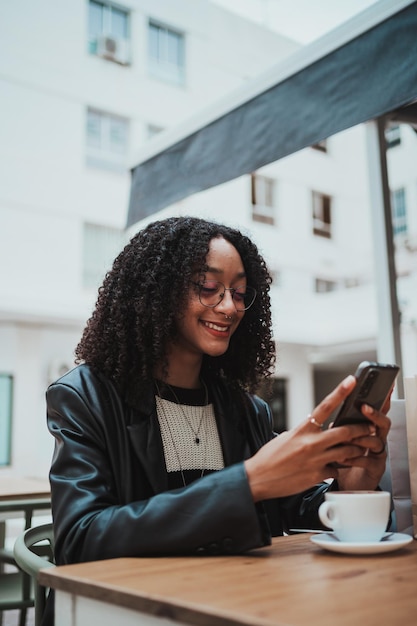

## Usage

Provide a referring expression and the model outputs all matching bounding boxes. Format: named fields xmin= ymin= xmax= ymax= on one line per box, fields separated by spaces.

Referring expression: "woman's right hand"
xmin=244 ymin=375 xmax=376 ymax=502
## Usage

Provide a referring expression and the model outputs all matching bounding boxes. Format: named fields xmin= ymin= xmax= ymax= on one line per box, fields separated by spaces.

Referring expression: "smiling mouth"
xmin=202 ymin=321 xmax=230 ymax=333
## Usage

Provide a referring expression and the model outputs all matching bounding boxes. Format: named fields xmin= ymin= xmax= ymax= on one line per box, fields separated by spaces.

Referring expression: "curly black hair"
xmin=75 ymin=216 xmax=275 ymax=407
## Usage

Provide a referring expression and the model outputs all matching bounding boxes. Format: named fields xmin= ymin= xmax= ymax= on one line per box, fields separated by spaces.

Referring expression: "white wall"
xmin=274 ymin=343 xmax=315 ymax=429
xmin=0 ymin=0 xmax=301 ymax=475
xmin=0 ymin=322 xmax=80 ymax=476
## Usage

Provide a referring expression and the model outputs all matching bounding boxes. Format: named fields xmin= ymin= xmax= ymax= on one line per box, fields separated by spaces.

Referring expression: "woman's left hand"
xmin=335 ymin=395 xmax=392 ymax=491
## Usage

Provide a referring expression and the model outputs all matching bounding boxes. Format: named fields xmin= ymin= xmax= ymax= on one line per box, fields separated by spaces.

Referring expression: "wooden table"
xmin=0 ymin=476 xmax=50 ymax=502
xmin=40 ymin=533 xmax=417 ymax=626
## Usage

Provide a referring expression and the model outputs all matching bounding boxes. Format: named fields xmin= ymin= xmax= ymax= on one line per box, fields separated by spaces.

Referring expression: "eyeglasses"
xmin=192 ymin=280 xmax=257 ymax=311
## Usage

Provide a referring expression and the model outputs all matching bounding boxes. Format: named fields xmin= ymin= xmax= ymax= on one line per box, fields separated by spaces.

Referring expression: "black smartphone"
xmin=332 ymin=360 xmax=400 ymax=427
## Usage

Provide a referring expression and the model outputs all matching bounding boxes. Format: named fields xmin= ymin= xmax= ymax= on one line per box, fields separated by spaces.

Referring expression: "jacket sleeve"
xmin=46 ymin=378 xmax=269 ymax=564
xmin=242 ymin=394 xmax=332 ymax=535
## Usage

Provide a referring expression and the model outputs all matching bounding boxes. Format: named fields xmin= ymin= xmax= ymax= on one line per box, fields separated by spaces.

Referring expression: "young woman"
xmin=47 ymin=217 xmax=390 ymax=567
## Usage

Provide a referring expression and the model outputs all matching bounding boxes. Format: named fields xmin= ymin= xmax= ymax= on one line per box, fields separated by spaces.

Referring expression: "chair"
xmin=0 ymin=549 xmax=33 ymax=626
xmin=0 ymin=499 xmax=51 ymax=626
xmin=13 ymin=523 xmax=55 ymax=626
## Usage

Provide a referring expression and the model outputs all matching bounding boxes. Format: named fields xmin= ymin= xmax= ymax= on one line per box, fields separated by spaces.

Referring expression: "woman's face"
xmin=174 ymin=236 xmax=246 ymax=360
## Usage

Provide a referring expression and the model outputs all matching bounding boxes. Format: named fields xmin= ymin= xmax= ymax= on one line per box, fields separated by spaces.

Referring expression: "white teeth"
xmin=204 ymin=321 xmax=228 ymax=332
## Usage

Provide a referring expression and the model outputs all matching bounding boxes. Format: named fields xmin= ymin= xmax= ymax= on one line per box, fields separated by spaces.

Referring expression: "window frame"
xmin=88 ymin=0 xmax=130 ymax=62
xmin=86 ymin=107 xmax=129 ymax=170
xmin=315 ymin=277 xmax=337 ymax=293
xmin=251 ymin=173 xmax=276 ymax=225
xmin=391 ymin=187 xmax=407 ymax=236
xmin=148 ymin=19 xmax=186 ymax=85
xmin=312 ymin=190 xmax=332 ymax=238
xmin=385 ymin=124 xmax=401 ymax=149
xmin=82 ymin=222 xmax=127 ymax=289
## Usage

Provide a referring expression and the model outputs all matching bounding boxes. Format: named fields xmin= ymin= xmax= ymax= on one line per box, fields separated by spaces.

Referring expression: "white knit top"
xmin=156 ymin=396 xmax=224 ymax=473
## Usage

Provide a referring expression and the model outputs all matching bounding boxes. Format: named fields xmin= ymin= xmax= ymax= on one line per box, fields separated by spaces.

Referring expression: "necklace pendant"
xmin=195 ymin=437 xmax=200 ymax=444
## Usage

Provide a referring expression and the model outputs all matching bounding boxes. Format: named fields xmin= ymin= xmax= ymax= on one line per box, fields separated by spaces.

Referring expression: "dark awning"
xmin=127 ymin=0 xmax=417 ymax=227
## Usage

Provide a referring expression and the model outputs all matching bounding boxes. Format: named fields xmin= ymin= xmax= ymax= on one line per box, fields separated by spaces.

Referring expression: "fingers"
xmin=323 ymin=443 xmax=370 ymax=467
xmin=307 ymin=375 xmax=356 ymax=428
xmin=381 ymin=384 xmax=395 ymax=415
xmin=304 ymin=378 xmax=391 ymax=449
xmin=294 ymin=418 xmax=380 ymax=470
xmin=303 ymin=373 xmax=392 ymax=441
xmin=372 ymin=440 xmax=386 ymax=455
xmin=360 ymin=404 xmax=391 ymax=455
xmin=348 ymin=435 xmax=386 ymax=456
xmin=361 ymin=404 xmax=391 ymax=435
xmin=301 ymin=412 xmax=387 ymax=468
xmin=308 ymin=416 xmax=323 ymax=430
xmin=329 ymin=403 xmax=390 ymax=476
xmin=302 ymin=415 xmax=374 ymax=448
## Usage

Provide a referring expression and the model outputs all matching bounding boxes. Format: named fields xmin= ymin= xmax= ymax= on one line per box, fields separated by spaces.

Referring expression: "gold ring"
xmin=309 ymin=415 xmax=323 ymax=430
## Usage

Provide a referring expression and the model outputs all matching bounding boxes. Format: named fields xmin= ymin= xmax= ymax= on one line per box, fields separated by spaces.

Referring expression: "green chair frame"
xmin=13 ymin=523 xmax=55 ymax=626
xmin=0 ymin=549 xmax=34 ymax=626
xmin=0 ymin=499 xmax=51 ymax=626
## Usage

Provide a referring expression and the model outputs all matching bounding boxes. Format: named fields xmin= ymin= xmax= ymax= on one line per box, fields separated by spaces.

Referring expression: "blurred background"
xmin=1 ymin=0 xmax=416 ymax=479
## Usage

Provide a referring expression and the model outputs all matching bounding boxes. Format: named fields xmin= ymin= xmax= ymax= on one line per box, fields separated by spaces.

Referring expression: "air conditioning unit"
xmin=96 ymin=35 xmax=130 ymax=65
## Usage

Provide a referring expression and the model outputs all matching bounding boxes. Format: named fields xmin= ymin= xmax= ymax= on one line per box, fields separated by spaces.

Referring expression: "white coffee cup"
xmin=318 ymin=491 xmax=391 ymax=543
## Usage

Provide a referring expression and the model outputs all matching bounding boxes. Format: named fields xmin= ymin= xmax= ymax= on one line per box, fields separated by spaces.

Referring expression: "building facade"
xmin=0 ymin=0 xmax=416 ymax=475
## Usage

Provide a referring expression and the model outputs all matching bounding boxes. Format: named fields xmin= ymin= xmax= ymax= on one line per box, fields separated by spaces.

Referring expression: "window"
xmin=148 ymin=21 xmax=185 ymax=85
xmin=391 ymin=187 xmax=407 ymax=236
xmin=86 ymin=108 xmax=129 ymax=170
xmin=312 ymin=191 xmax=332 ymax=238
xmin=0 ymin=374 xmax=13 ymax=466
xmin=88 ymin=1 xmax=130 ymax=64
xmin=257 ymin=378 xmax=287 ymax=433
xmin=344 ymin=277 xmax=361 ymax=289
xmin=83 ymin=223 xmax=127 ymax=288
xmin=315 ymin=278 xmax=337 ymax=293
xmin=251 ymin=174 xmax=276 ymax=225
xmin=385 ymin=125 xmax=401 ymax=149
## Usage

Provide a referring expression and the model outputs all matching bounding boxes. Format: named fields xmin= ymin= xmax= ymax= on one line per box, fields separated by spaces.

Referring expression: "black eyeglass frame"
xmin=191 ymin=280 xmax=257 ymax=311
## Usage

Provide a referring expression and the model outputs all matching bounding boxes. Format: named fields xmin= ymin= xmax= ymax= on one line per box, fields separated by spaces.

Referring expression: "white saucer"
xmin=310 ymin=532 xmax=413 ymax=555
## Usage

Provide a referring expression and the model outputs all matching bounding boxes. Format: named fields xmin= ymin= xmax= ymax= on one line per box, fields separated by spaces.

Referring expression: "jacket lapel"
xmin=127 ymin=387 xmax=169 ymax=494
xmin=211 ymin=383 xmax=250 ymax=465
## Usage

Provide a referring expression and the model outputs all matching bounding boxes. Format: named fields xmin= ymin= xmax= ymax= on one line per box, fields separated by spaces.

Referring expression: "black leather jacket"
xmin=46 ymin=364 xmax=330 ymax=565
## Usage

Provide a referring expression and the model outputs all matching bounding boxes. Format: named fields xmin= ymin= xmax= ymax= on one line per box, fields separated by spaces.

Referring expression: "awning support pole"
xmin=365 ymin=118 xmax=403 ymax=398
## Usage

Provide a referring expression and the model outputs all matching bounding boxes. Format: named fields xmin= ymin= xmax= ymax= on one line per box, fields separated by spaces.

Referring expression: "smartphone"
xmin=332 ymin=361 xmax=399 ymax=427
